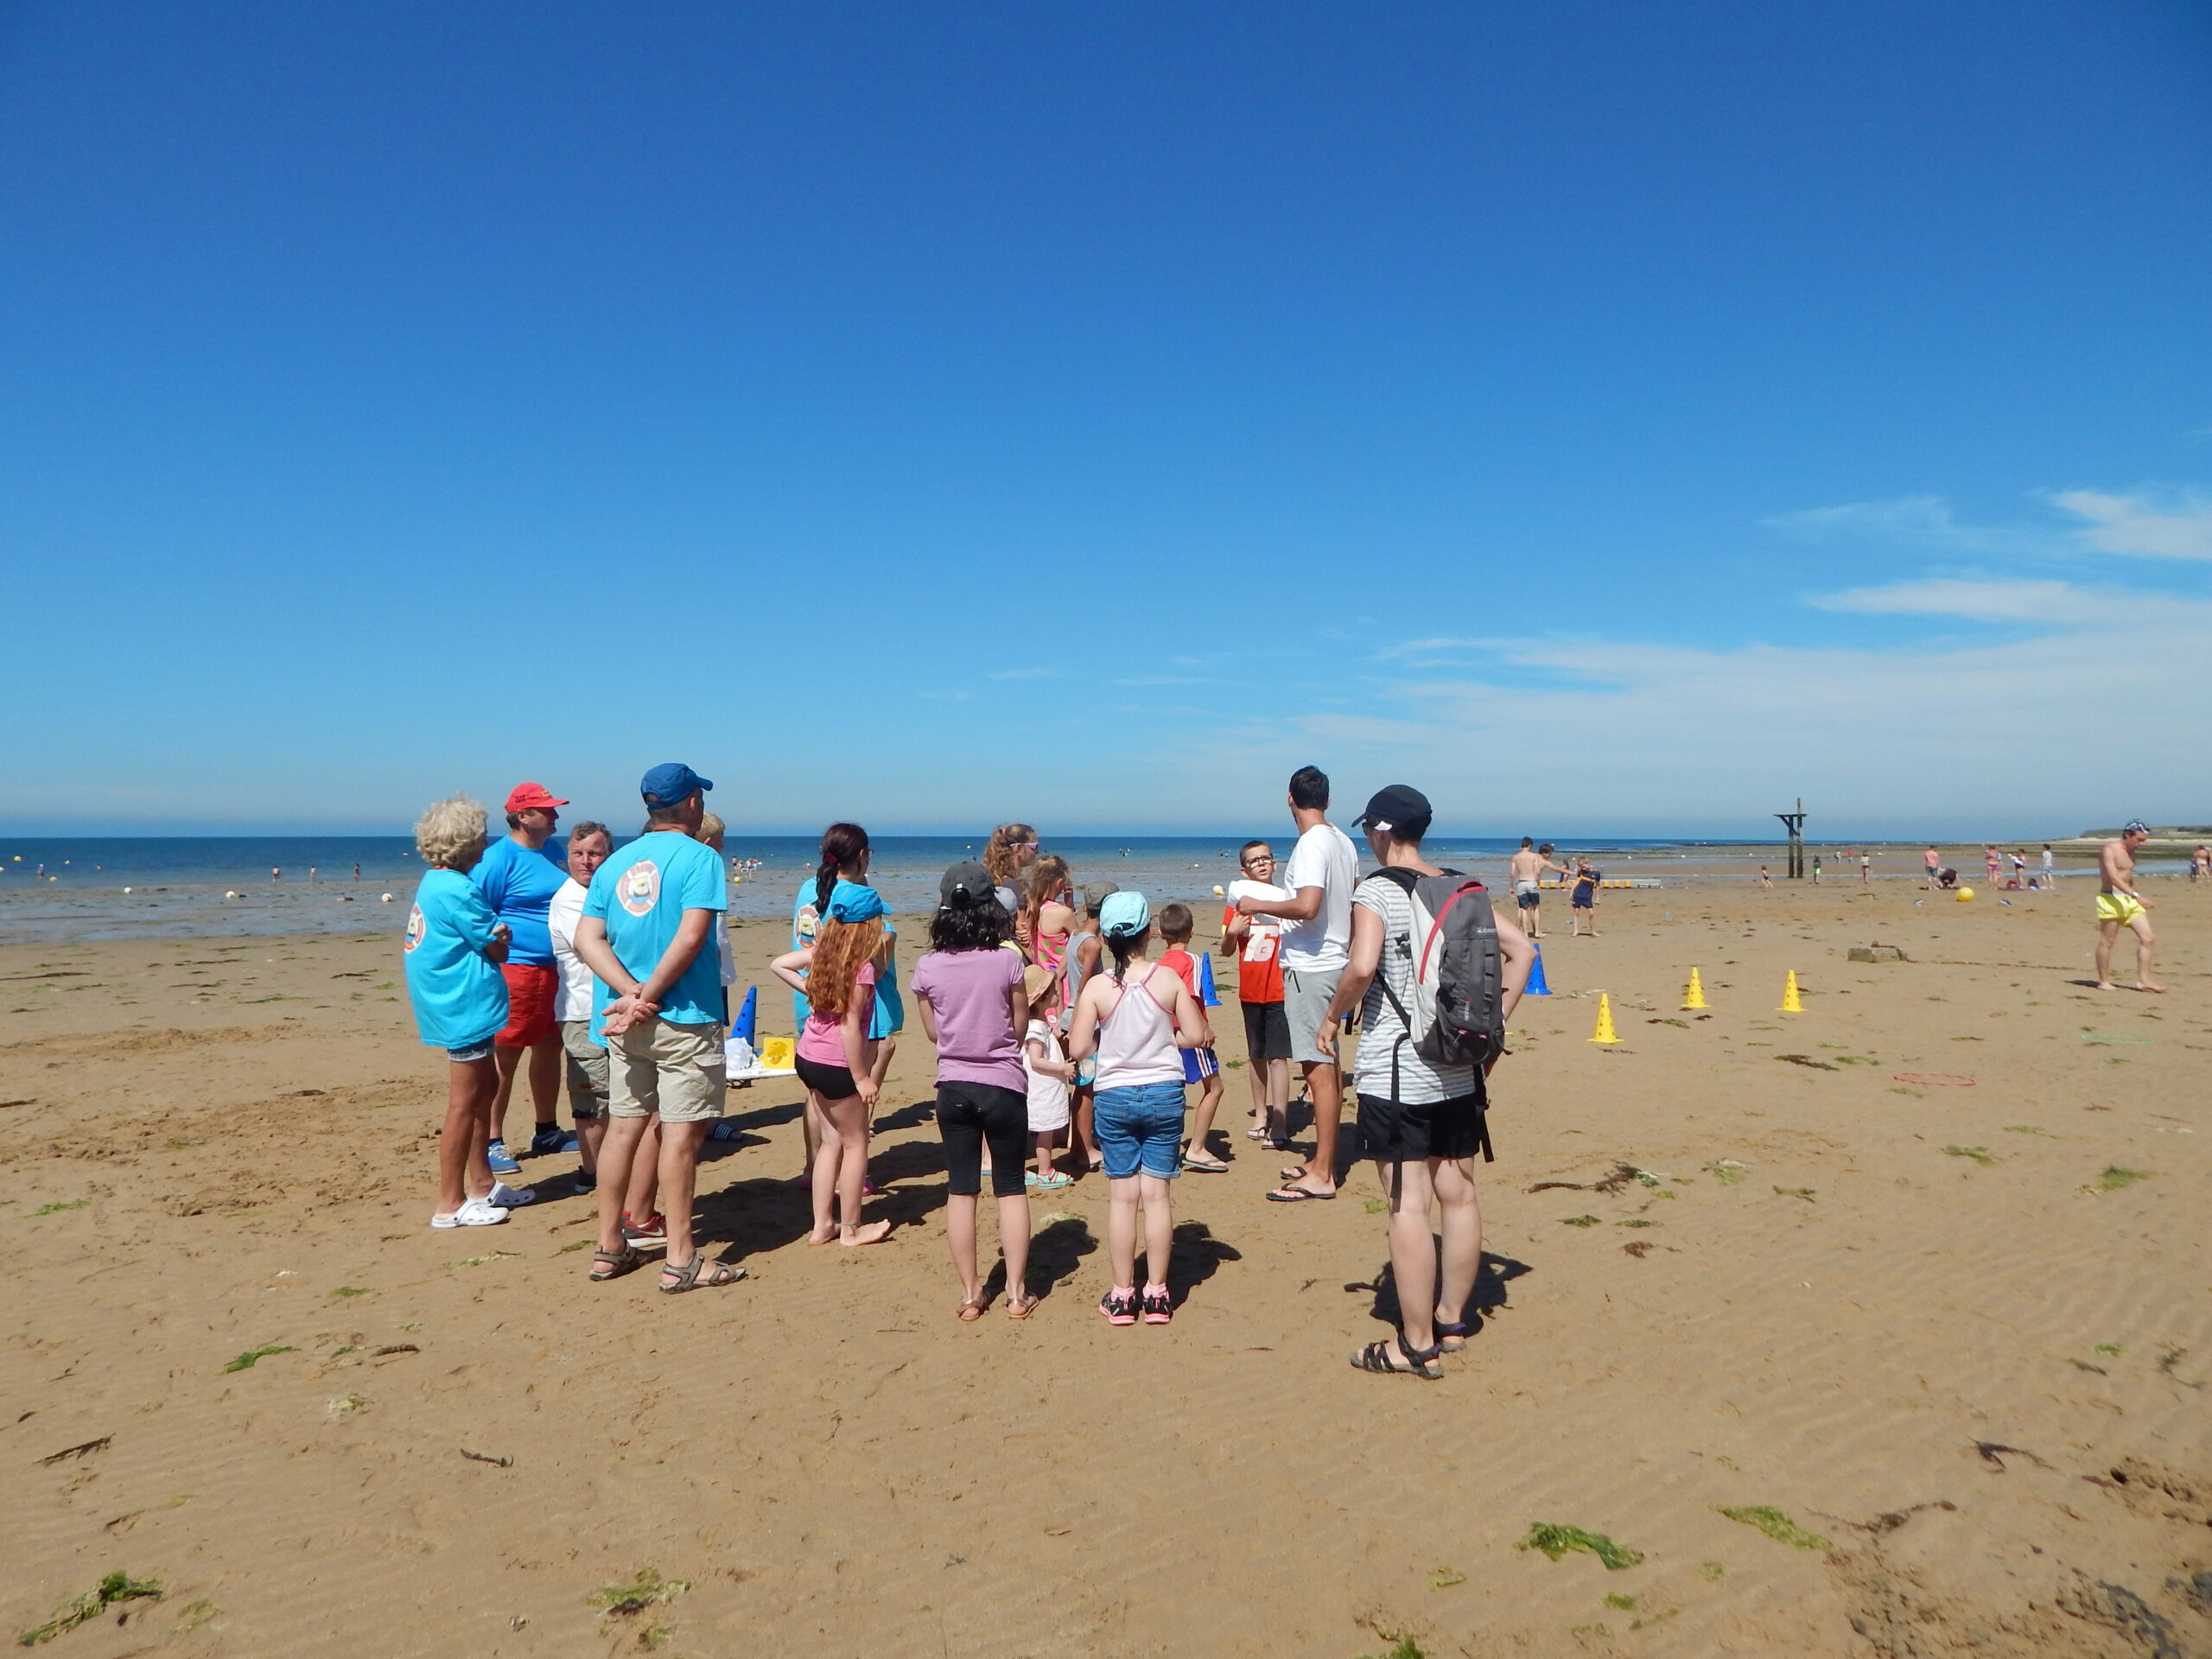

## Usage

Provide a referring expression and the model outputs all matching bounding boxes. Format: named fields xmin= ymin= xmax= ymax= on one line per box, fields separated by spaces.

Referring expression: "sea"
xmin=0 ymin=834 xmax=1754 ymax=945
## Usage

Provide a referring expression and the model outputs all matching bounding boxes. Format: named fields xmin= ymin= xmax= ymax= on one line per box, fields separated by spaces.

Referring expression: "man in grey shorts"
xmin=1236 ymin=765 xmax=1357 ymax=1201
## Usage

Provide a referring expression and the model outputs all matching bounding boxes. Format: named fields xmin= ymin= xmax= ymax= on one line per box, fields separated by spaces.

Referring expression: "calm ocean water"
xmin=0 ymin=833 xmax=1739 ymax=944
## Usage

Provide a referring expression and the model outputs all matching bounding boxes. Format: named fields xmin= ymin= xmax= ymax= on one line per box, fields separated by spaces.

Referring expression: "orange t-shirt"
xmin=1220 ymin=904 xmax=1285 ymax=1005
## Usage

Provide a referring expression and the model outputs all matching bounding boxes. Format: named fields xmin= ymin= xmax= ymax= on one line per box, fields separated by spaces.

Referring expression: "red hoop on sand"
xmin=1891 ymin=1072 xmax=1976 ymax=1087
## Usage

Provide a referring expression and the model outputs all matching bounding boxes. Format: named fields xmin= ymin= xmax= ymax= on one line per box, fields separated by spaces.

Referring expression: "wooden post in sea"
xmin=1774 ymin=798 xmax=1807 ymax=880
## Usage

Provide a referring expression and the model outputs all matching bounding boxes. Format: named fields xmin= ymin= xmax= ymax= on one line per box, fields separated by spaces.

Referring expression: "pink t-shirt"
xmin=909 ymin=946 xmax=1025 ymax=1092
xmin=797 ymin=961 xmax=876 ymax=1066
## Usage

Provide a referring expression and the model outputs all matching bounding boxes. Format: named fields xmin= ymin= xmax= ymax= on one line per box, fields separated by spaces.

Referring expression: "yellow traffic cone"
xmin=1589 ymin=993 xmax=1621 ymax=1046
xmin=1779 ymin=970 xmax=1803 ymax=1013
xmin=1682 ymin=968 xmax=1707 ymax=1011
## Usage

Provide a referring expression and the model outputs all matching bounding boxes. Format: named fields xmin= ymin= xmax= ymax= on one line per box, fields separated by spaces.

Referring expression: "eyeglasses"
xmin=1242 ymin=855 xmax=1274 ymax=868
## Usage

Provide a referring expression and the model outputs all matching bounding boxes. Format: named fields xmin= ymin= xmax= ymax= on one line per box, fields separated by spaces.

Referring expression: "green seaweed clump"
xmin=31 ymin=1200 xmax=89 ymax=1217
xmin=19 ymin=1572 xmax=162 ymax=1645
xmin=1517 ymin=1522 xmax=1643 ymax=1570
xmin=588 ymin=1567 xmax=691 ymax=1617
xmin=1716 ymin=1506 xmax=1830 ymax=1550
xmin=1942 ymin=1146 xmax=1996 ymax=1166
xmin=1772 ymin=1186 xmax=1815 ymax=1201
xmin=222 ymin=1344 xmax=296 ymax=1373
xmin=1358 ymin=1639 xmax=1427 ymax=1659
xmin=1560 ymin=1215 xmax=1603 ymax=1228
xmin=2089 ymin=1166 xmax=2150 ymax=1192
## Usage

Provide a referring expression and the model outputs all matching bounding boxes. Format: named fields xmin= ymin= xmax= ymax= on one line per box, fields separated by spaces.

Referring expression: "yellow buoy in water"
xmin=1589 ymin=993 xmax=1621 ymax=1045
xmin=1956 ymin=887 xmax=1974 ymax=902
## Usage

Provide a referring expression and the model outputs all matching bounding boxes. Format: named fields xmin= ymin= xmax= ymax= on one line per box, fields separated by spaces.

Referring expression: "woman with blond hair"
xmin=772 ymin=886 xmax=895 ymax=1247
xmin=982 ymin=823 xmax=1040 ymax=949
xmin=403 ymin=795 xmax=530 ymax=1227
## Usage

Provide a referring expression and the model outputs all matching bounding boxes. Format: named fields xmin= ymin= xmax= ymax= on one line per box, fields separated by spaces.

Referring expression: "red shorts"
xmin=496 ymin=963 xmax=558 ymax=1048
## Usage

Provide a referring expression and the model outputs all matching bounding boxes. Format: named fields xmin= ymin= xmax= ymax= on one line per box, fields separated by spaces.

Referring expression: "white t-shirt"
xmin=1023 ymin=1019 xmax=1071 ymax=1131
xmin=1278 ymin=822 xmax=1358 ymax=975
xmin=546 ymin=877 xmax=594 ymax=1022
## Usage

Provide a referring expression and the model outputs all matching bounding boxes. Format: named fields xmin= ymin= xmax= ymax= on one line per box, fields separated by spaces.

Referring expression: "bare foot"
xmin=2135 ymin=982 xmax=2167 ymax=994
xmin=804 ymin=1224 xmax=837 ymax=1246
xmin=839 ymin=1220 xmax=893 ymax=1246
xmin=2094 ymin=981 xmax=2120 ymax=991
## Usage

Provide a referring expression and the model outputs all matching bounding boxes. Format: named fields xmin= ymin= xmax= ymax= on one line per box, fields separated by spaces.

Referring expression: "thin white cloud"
xmin=1808 ymin=576 xmax=2126 ymax=624
xmin=986 ymin=666 xmax=1058 ymax=681
xmin=2048 ymin=490 xmax=2212 ymax=561
xmin=1763 ymin=496 xmax=2024 ymax=553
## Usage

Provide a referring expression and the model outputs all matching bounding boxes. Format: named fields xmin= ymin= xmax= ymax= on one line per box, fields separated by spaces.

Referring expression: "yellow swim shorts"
xmin=2095 ymin=893 xmax=2146 ymax=925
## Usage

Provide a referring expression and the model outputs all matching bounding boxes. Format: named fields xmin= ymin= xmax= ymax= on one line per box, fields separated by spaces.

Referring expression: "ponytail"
xmin=1105 ymin=925 xmax=1147 ymax=985
xmin=813 ymin=821 xmax=869 ymax=915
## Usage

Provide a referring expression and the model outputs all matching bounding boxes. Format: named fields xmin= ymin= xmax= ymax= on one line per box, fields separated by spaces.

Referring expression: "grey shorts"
xmin=560 ymin=1020 xmax=608 ymax=1121
xmin=1282 ymin=967 xmax=1344 ymax=1067
xmin=1515 ymin=881 xmax=1540 ymax=909
xmin=607 ymin=1017 xmax=728 ymax=1125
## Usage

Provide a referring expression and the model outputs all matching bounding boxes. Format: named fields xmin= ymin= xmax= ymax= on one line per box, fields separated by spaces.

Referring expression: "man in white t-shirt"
xmin=1236 ymin=765 xmax=1358 ymax=1200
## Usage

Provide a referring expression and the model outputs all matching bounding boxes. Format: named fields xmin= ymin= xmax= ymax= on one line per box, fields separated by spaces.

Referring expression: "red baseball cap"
xmin=504 ymin=782 xmax=569 ymax=812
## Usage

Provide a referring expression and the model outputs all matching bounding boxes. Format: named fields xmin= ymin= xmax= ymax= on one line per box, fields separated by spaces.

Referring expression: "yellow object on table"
xmin=758 ymin=1035 xmax=796 ymax=1071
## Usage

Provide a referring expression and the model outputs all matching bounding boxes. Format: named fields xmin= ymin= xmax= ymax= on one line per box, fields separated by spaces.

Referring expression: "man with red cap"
xmin=472 ymin=782 xmax=575 ymax=1181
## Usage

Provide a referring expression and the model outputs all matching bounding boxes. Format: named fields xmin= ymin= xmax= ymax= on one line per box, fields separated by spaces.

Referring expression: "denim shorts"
xmin=448 ymin=1039 xmax=496 ymax=1063
xmin=1093 ymin=1081 xmax=1187 ymax=1179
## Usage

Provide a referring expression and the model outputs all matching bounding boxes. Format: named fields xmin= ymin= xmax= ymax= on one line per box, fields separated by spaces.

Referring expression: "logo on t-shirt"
xmin=618 ymin=861 xmax=661 ymax=917
xmin=403 ymin=906 xmax=425 ymax=952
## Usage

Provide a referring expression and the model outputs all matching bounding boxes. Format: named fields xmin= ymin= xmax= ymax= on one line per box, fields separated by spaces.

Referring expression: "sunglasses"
xmin=1242 ymin=855 xmax=1274 ymax=868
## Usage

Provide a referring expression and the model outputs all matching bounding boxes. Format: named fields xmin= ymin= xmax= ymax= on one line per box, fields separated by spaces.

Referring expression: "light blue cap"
xmin=1099 ymin=890 xmax=1151 ymax=938
xmin=827 ymin=885 xmax=886 ymax=924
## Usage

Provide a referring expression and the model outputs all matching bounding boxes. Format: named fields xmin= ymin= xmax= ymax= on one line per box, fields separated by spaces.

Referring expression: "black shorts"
xmin=794 ymin=1053 xmax=860 ymax=1102
xmin=1571 ymin=891 xmax=1594 ymax=909
xmin=1242 ymin=1000 xmax=1292 ymax=1062
xmin=937 ymin=1080 xmax=1029 ymax=1198
xmin=1356 ymin=1089 xmax=1491 ymax=1164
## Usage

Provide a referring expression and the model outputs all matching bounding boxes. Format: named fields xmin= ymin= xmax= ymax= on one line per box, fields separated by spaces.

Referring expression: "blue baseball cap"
xmin=1099 ymin=890 xmax=1151 ymax=938
xmin=827 ymin=885 xmax=886 ymax=924
xmin=639 ymin=762 xmax=713 ymax=808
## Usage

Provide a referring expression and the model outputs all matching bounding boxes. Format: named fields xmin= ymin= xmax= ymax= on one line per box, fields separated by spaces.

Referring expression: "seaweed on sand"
xmin=1716 ymin=1506 xmax=1830 ymax=1550
xmin=1516 ymin=1523 xmax=1643 ymax=1570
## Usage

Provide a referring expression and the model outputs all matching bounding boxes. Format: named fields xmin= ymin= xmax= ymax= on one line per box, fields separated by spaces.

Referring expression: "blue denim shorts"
xmin=1093 ymin=1081 xmax=1187 ymax=1179
xmin=448 ymin=1040 xmax=495 ymax=1063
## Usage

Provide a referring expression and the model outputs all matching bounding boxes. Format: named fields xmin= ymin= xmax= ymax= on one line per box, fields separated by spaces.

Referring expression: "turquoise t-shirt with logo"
xmin=470 ymin=835 xmax=568 ymax=966
xmin=791 ymin=876 xmax=902 ymax=1039
xmin=582 ymin=831 xmax=728 ymax=1030
xmin=403 ymin=868 xmax=510 ymax=1049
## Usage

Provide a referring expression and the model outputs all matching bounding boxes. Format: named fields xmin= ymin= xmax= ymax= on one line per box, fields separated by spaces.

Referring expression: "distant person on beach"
xmin=353 ymin=862 xmax=361 ymax=881
xmin=1223 ymin=841 xmax=1292 ymax=1151
xmin=772 ymin=885 xmax=895 ymax=1248
xmin=1155 ymin=902 xmax=1227 ymax=1173
xmin=1508 ymin=838 xmax=1546 ymax=934
xmin=2192 ymin=843 xmax=2208 ymax=883
xmin=1065 ymin=884 xmax=1116 ymax=1172
xmin=474 ymin=783 xmax=574 ymax=1177
xmin=1318 ymin=785 xmax=1534 ymax=1378
xmin=1924 ymin=845 xmax=1942 ymax=890
xmin=1569 ymin=858 xmax=1602 ymax=935
xmin=1984 ymin=846 xmax=2001 ymax=889
xmin=2094 ymin=822 xmax=2163 ymax=994
xmin=271 ymin=867 xmax=280 ymax=883
xmin=1070 ymin=890 xmax=1211 ymax=1325
xmin=2044 ymin=845 xmax=2057 ymax=887
xmin=984 ymin=824 xmax=1041 ymax=948
xmin=909 ymin=861 xmax=1034 ymax=1319
xmin=1236 ymin=766 xmax=1358 ymax=1202
xmin=1812 ymin=854 xmax=1822 ymax=884
xmin=548 ymin=821 xmax=648 ymax=1205
xmin=2009 ymin=849 xmax=2027 ymax=889
xmin=569 ymin=764 xmax=742 ymax=1292
xmin=1859 ymin=852 xmax=1872 ymax=883
xmin=402 ymin=795 xmax=519 ymax=1229
xmin=1758 ymin=866 xmax=1774 ymax=889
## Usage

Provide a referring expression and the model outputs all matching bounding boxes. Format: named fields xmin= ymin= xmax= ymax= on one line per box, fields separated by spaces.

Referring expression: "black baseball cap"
xmin=1356 ymin=785 xmax=1432 ymax=836
xmin=938 ymin=861 xmax=995 ymax=908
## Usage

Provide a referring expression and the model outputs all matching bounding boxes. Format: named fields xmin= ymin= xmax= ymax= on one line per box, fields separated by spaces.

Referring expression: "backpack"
xmin=1364 ymin=867 xmax=1506 ymax=1069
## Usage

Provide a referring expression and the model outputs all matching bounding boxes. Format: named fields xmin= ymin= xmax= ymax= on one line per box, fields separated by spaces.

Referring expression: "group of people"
xmin=401 ymin=763 xmax=1536 ymax=1377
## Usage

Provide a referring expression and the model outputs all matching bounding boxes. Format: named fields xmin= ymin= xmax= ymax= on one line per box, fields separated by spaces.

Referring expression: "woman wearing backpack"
xmin=1318 ymin=785 xmax=1533 ymax=1378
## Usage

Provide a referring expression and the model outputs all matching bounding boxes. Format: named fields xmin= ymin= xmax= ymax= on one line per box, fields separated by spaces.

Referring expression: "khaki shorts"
xmin=1282 ymin=966 xmax=1344 ymax=1067
xmin=607 ymin=1017 xmax=728 ymax=1124
xmin=560 ymin=1020 xmax=609 ymax=1121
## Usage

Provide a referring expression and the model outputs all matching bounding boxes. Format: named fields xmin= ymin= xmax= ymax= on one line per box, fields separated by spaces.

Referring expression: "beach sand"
xmin=2 ymin=880 xmax=2206 ymax=1656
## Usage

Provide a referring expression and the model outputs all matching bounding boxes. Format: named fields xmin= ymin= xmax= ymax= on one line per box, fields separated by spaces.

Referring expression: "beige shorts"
xmin=607 ymin=1017 xmax=728 ymax=1124
xmin=560 ymin=1020 xmax=609 ymax=1121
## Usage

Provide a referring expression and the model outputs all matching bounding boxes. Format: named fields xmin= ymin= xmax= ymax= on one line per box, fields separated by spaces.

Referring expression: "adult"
xmin=473 ymin=782 xmax=575 ymax=1176
xmin=910 ymin=862 xmax=1035 ymax=1319
xmin=1924 ymin=845 xmax=1942 ymax=890
xmin=2094 ymin=822 xmax=2162 ymax=994
xmin=402 ymin=795 xmax=518 ymax=1227
xmin=2044 ymin=844 xmax=2057 ymax=887
xmin=548 ymin=821 xmax=660 ymax=1213
xmin=571 ymin=764 xmax=745 ymax=1292
xmin=1319 ymin=785 xmax=1533 ymax=1377
xmin=1237 ymin=766 xmax=1358 ymax=1201
xmin=1983 ymin=845 xmax=2001 ymax=891
xmin=983 ymin=823 xmax=1041 ymax=947
xmin=1507 ymin=838 xmax=1548 ymax=938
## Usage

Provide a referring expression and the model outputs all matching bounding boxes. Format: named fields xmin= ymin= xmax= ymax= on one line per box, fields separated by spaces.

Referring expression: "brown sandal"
xmin=1006 ymin=1295 xmax=1038 ymax=1320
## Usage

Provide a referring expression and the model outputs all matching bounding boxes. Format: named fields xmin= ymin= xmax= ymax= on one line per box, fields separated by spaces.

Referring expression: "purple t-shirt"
xmin=909 ymin=946 xmax=1025 ymax=1092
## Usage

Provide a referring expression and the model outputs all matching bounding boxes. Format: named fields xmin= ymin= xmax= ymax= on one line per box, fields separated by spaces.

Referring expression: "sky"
xmin=3 ymin=1 xmax=2209 ymax=839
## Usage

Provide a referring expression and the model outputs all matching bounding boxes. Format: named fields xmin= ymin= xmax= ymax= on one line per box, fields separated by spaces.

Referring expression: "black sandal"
xmin=1350 ymin=1338 xmax=1442 ymax=1379
xmin=1435 ymin=1319 xmax=1475 ymax=1353
xmin=589 ymin=1243 xmax=647 ymax=1282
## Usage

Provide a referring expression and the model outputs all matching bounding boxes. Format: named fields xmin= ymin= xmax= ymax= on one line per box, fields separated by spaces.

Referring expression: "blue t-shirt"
xmin=403 ymin=868 xmax=509 ymax=1049
xmin=791 ymin=877 xmax=902 ymax=1038
xmin=470 ymin=835 xmax=569 ymax=967
xmin=582 ymin=832 xmax=728 ymax=1028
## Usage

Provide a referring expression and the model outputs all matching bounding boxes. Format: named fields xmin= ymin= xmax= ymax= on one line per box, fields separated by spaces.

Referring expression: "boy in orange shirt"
xmin=1222 ymin=841 xmax=1292 ymax=1151
xmin=1156 ymin=903 xmax=1228 ymax=1172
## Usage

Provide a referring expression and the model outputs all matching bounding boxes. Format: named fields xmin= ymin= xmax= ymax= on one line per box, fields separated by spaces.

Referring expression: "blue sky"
xmin=3 ymin=2 xmax=2209 ymax=838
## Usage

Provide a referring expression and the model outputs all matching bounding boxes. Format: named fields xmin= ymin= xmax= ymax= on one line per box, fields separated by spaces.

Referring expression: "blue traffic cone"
xmin=733 ymin=985 xmax=758 ymax=1045
xmin=1524 ymin=944 xmax=1551 ymax=996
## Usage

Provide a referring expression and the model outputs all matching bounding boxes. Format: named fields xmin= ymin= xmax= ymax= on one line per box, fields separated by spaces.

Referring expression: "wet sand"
xmin=2 ymin=878 xmax=2207 ymax=1656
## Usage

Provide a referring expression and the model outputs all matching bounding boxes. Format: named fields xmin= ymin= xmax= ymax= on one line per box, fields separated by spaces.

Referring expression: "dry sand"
xmin=2 ymin=880 xmax=2208 ymax=1657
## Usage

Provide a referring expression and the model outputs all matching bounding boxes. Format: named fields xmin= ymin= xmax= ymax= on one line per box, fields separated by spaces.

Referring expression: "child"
xmin=404 ymin=795 xmax=526 ymax=1228
xmin=1156 ymin=902 xmax=1228 ymax=1172
xmin=1758 ymin=866 xmax=1773 ymax=889
xmin=771 ymin=887 xmax=894 ymax=1247
xmin=1063 ymin=884 xmax=1116 ymax=1172
xmin=910 ymin=862 xmax=1036 ymax=1319
xmin=1223 ymin=842 xmax=1292 ymax=1150
xmin=1069 ymin=892 xmax=1211 ymax=1326
xmin=1023 ymin=856 xmax=1077 ymax=976
xmin=1021 ymin=965 xmax=1075 ymax=1192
